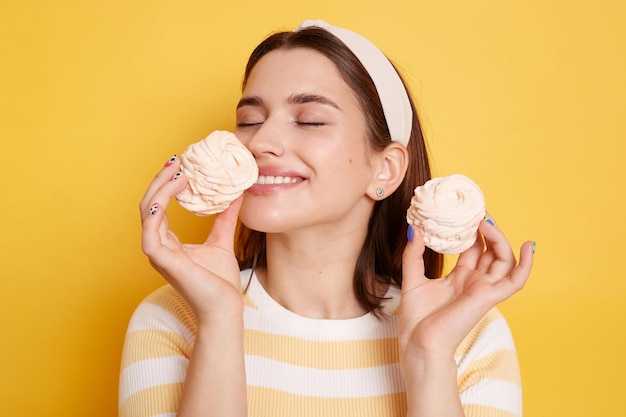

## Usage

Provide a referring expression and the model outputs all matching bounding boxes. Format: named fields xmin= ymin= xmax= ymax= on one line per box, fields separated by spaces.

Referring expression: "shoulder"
xmin=125 ymin=285 xmax=198 ymax=342
xmin=127 ymin=269 xmax=254 ymax=337
xmin=120 ymin=286 xmax=197 ymax=383
xmin=120 ymin=286 xmax=195 ymax=416
xmin=455 ymin=308 xmax=522 ymax=416
xmin=455 ymin=308 xmax=517 ymax=360
xmin=455 ymin=308 xmax=522 ymax=414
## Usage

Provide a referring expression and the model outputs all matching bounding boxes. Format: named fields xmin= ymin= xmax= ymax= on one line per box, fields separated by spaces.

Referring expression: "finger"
xmin=141 ymin=201 xmax=168 ymax=256
xmin=477 ymin=219 xmax=516 ymax=277
xmin=453 ymin=211 xmax=497 ymax=272
xmin=141 ymin=173 xmax=188 ymax=253
xmin=455 ymin=227 xmax=486 ymax=271
xmin=494 ymin=240 xmax=535 ymax=299
xmin=204 ymin=195 xmax=244 ymax=250
xmin=475 ymin=223 xmax=497 ymax=273
xmin=483 ymin=211 xmax=497 ymax=228
xmin=139 ymin=170 xmax=188 ymax=223
xmin=139 ymin=155 xmax=182 ymax=212
xmin=401 ymin=225 xmax=429 ymax=291
xmin=475 ymin=212 xmax=498 ymax=272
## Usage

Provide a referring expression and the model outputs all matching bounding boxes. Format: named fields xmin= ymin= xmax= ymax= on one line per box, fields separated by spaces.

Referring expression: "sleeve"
xmin=454 ymin=308 xmax=523 ymax=417
xmin=119 ymin=285 xmax=198 ymax=417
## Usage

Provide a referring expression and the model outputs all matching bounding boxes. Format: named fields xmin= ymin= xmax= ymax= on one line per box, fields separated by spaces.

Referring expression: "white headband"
xmin=298 ymin=20 xmax=412 ymax=146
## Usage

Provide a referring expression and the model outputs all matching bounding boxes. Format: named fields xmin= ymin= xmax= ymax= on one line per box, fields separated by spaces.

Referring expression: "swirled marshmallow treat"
xmin=176 ymin=130 xmax=258 ymax=215
xmin=406 ymin=174 xmax=485 ymax=254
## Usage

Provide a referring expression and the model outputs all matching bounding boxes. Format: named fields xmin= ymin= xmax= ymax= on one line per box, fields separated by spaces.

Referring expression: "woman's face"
xmin=236 ymin=48 xmax=378 ymax=235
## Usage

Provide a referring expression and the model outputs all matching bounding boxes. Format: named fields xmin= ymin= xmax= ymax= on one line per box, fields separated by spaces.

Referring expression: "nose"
xmin=239 ymin=120 xmax=286 ymax=159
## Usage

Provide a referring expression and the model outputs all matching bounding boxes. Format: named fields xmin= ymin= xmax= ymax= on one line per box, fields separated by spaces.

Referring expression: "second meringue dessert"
xmin=406 ymin=174 xmax=486 ymax=255
xmin=176 ymin=130 xmax=258 ymax=215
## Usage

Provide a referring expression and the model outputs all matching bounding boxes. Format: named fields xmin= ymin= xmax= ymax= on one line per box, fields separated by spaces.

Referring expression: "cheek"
xmin=234 ymin=129 xmax=251 ymax=146
xmin=313 ymin=135 xmax=361 ymax=168
xmin=329 ymin=149 xmax=372 ymax=179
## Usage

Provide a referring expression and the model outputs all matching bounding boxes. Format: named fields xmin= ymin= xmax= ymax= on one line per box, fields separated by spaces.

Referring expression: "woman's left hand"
xmin=398 ymin=217 xmax=534 ymax=362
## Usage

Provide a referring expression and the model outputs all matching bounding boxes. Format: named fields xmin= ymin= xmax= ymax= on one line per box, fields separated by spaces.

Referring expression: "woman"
xmin=120 ymin=20 xmax=534 ymax=417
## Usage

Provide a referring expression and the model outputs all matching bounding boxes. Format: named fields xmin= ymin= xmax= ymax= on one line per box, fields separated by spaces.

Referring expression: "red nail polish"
xmin=164 ymin=155 xmax=177 ymax=167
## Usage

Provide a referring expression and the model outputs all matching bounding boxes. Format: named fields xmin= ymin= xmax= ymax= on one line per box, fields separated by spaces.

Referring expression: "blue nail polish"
xmin=407 ymin=225 xmax=414 ymax=242
xmin=484 ymin=215 xmax=495 ymax=226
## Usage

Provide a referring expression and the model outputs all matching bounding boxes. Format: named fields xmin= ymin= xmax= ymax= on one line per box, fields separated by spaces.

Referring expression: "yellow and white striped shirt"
xmin=120 ymin=270 xmax=522 ymax=417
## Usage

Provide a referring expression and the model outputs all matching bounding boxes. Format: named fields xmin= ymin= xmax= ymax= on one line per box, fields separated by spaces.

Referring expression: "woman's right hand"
xmin=139 ymin=155 xmax=244 ymax=324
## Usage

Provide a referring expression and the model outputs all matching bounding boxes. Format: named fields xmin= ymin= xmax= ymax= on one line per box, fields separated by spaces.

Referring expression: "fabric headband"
xmin=297 ymin=20 xmax=413 ymax=146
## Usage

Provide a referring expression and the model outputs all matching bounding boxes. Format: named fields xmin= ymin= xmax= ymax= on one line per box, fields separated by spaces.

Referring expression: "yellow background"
xmin=2 ymin=1 xmax=624 ymax=415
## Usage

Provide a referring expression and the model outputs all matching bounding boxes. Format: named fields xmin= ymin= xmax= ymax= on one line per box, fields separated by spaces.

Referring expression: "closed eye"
xmin=296 ymin=121 xmax=325 ymax=126
xmin=236 ymin=121 xmax=263 ymax=127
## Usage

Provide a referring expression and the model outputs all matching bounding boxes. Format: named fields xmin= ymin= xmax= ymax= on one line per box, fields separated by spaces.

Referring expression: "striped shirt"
xmin=119 ymin=270 xmax=522 ymax=417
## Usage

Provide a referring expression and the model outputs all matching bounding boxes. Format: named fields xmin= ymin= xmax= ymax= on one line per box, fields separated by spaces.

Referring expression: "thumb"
xmin=204 ymin=195 xmax=244 ymax=249
xmin=402 ymin=225 xmax=429 ymax=291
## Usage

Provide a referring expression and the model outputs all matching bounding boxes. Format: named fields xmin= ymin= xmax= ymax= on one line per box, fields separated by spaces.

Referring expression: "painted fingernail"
xmin=407 ymin=225 xmax=415 ymax=242
xmin=164 ymin=155 xmax=177 ymax=167
xmin=532 ymin=241 xmax=537 ymax=254
xmin=149 ymin=203 xmax=159 ymax=215
xmin=171 ymin=171 xmax=183 ymax=181
xmin=484 ymin=214 xmax=495 ymax=226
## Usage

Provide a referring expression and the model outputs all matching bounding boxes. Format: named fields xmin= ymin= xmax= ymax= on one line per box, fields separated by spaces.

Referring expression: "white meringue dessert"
xmin=406 ymin=174 xmax=485 ymax=255
xmin=176 ymin=130 xmax=258 ymax=215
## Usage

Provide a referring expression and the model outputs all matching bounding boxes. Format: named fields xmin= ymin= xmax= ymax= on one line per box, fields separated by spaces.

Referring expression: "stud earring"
xmin=375 ymin=188 xmax=384 ymax=197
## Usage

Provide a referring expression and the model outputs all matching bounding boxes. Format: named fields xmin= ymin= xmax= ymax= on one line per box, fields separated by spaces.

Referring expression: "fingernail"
xmin=407 ymin=225 xmax=415 ymax=242
xmin=171 ymin=171 xmax=183 ymax=181
xmin=532 ymin=241 xmax=537 ymax=254
xmin=164 ymin=155 xmax=177 ymax=167
xmin=484 ymin=214 xmax=495 ymax=226
xmin=149 ymin=203 xmax=159 ymax=215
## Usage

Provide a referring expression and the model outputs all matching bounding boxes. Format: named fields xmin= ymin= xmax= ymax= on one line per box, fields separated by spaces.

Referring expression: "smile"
xmin=256 ymin=175 xmax=300 ymax=185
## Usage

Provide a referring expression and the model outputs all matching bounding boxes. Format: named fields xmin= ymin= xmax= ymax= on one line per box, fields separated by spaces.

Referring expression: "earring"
xmin=375 ymin=188 xmax=384 ymax=197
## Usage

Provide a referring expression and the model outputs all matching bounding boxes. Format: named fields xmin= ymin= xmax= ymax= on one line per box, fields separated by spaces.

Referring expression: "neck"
xmin=258 ymin=226 xmax=368 ymax=319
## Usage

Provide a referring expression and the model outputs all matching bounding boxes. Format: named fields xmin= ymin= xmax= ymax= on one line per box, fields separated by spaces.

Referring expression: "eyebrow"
xmin=236 ymin=93 xmax=341 ymax=110
xmin=287 ymin=93 xmax=340 ymax=110
xmin=236 ymin=96 xmax=262 ymax=109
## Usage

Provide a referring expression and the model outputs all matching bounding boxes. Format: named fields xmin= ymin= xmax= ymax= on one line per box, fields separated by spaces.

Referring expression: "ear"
xmin=366 ymin=142 xmax=409 ymax=200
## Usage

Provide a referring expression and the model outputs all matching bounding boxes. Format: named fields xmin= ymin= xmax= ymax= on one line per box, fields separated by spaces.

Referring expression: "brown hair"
xmin=235 ymin=27 xmax=443 ymax=313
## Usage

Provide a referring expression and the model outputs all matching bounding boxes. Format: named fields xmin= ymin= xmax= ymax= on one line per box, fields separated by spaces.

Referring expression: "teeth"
xmin=257 ymin=175 xmax=298 ymax=185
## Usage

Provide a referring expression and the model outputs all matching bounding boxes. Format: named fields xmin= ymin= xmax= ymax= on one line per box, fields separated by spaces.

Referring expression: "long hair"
xmin=235 ymin=27 xmax=443 ymax=313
